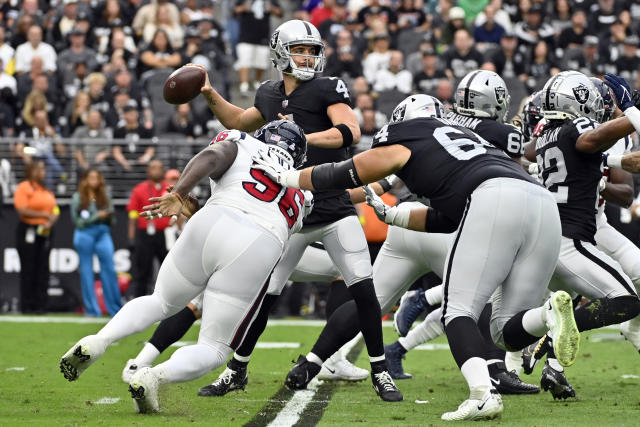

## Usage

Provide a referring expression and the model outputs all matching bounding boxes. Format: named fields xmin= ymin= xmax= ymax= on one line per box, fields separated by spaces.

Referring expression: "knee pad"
xmin=489 ymin=319 xmax=507 ymax=351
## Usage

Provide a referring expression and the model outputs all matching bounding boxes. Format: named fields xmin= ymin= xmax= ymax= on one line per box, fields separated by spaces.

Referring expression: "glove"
xmin=363 ymin=185 xmax=409 ymax=227
xmin=604 ymin=73 xmax=634 ymax=111
xmin=252 ymin=149 xmax=300 ymax=187
xmin=631 ymin=89 xmax=640 ymax=109
xmin=302 ymin=190 xmax=314 ymax=217
xmin=528 ymin=163 xmax=539 ymax=175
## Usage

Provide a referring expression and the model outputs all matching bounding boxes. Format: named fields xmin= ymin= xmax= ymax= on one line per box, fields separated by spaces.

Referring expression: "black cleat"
xmin=522 ymin=334 xmax=551 ymax=375
xmin=371 ymin=369 xmax=403 ymax=402
xmin=285 ymin=355 xmax=321 ymax=390
xmin=384 ymin=343 xmax=412 ymax=380
xmin=489 ymin=362 xmax=540 ymax=395
xmin=540 ymin=361 xmax=576 ymax=400
xmin=198 ymin=364 xmax=248 ymax=397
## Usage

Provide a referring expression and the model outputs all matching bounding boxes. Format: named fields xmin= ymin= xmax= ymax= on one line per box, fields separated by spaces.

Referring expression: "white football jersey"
xmin=204 ymin=131 xmax=308 ymax=244
xmin=597 ymin=135 xmax=632 ymax=220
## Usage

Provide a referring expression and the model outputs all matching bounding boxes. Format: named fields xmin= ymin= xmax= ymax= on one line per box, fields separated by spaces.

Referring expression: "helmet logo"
xmin=270 ymin=30 xmax=279 ymax=49
xmin=392 ymin=104 xmax=407 ymax=123
xmin=494 ymin=87 xmax=506 ymax=104
xmin=572 ymin=84 xmax=590 ymax=104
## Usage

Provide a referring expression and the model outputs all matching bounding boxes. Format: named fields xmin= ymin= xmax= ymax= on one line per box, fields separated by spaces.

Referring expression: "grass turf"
xmin=0 ymin=318 xmax=639 ymax=426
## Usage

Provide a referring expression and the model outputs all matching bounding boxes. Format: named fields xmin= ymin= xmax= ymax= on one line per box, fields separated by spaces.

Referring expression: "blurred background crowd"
xmin=3 ymin=0 xmax=640 ymax=316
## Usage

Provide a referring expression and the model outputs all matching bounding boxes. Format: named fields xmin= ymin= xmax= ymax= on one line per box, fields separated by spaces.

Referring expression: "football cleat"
xmin=198 ymin=364 xmax=248 ymax=397
xmin=619 ymin=317 xmax=640 ymax=354
xmin=129 ymin=367 xmax=161 ymax=413
xmin=285 ymin=355 xmax=321 ymax=390
xmin=489 ymin=362 xmax=539 ymax=394
xmin=521 ymin=334 xmax=551 ymax=375
xmin=441 ymin=388 xmax=503 ymax=421
xmin=394 ymin=290 xmax=428 ymax=337
xmin=60 ymin=335 xmax=107 ymax=381
xmin=371 ymin=369 xmax=403 ymax=402
xmin=384 ymin=342 xmax=412 ymax=380
xmin=543 ymin=291 xmax=580 ymax=367
xmin=122 ymin=359 xmax=150 ymax=383
xmin=317 ymin=352 xmax=368 ymax=381
xmin=540 ymin=361 xmax=576 ymax=400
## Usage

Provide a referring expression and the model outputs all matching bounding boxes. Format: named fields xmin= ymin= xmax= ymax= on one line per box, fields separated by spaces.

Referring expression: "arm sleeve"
xmin=425 ymin=207 xmax=459 ymax=233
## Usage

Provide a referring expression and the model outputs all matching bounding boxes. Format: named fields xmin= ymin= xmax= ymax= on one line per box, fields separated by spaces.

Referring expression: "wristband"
xmin=334 ymin=124 xmax=354 ymax=148
xmin=624 ymin=106 xmax=640 ymax=134
xmin=282 ymin=170 xmax=301 ymax=188
xmin=606 ymin=154 xmax=623 ymax=169
xmin=389 ymin=207 xmax=410 ymax=228
xmin=377 ymin=178 xmax=393 ymax=192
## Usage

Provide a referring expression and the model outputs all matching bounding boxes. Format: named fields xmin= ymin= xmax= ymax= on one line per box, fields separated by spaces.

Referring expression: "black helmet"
xmin=255 ymin=119 xmax=307 ymax=168
xmin=521 ymin=91 xmax=543 ymax=140
xmin=590 ymin=77 xmax=615 ymax=122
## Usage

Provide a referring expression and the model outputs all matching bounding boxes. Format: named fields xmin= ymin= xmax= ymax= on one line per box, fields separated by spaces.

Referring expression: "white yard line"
xmin=169 ymin=341 xmax=300 ymax=349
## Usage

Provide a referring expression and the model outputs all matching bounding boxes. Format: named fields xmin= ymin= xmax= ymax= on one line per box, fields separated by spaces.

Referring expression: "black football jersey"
xmin=535 ymin=117 xmax=603 ymax=243
xmin=445 ymin=111 xmax=525 ymax=158
xmin=255 ymin=77 xmax=355 ymax=226
xmin=372 ymin=117 xmax=536 ymax=224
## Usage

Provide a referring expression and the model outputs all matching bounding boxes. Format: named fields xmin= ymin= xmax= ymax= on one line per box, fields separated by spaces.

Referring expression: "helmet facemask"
xmin=270 ymin=20 xmax=325 ymax=82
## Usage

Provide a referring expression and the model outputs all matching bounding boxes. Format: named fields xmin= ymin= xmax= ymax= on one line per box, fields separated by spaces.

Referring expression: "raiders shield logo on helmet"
xmin=572 ymin=84 xmax=590 ymax=104
xmin=392 ymin=104 xmax=407 ymax=123
xmin=494 ymin=87 xmax=506 ymax=104
xmin=270 ymin=30 xmax=279 ymax=50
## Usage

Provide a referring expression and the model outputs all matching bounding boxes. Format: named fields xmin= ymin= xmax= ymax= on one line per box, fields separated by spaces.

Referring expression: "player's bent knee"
xmin=489 ymin=319 xmax=508 ymax=351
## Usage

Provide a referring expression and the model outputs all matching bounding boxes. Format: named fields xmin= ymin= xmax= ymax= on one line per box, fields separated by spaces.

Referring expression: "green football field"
xmin=0 ymin=316 xmax=639 ymax=426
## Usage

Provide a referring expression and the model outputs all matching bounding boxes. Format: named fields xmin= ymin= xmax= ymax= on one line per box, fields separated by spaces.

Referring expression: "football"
xmin=163 ymin=65 xmax=206 ymax=105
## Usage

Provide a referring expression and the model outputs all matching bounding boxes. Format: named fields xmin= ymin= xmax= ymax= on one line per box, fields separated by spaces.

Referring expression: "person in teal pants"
xmin=71 ymin=168 xmax=121 ymax=316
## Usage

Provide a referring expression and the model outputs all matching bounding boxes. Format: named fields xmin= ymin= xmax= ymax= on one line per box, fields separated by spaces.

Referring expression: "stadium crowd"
xmin=1 ymin=0 xmax=640 ymax=196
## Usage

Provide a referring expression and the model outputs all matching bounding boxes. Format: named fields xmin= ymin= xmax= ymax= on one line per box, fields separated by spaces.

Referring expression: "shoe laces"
xmin=215 ymin=368 xmax=236 ymax=385
xmin=374 ymin=371 xmax=397 ymax=392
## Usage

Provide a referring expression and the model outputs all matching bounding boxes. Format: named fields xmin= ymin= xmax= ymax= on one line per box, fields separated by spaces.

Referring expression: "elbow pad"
xmin=311 ymin=158 xmax=363 ymax=190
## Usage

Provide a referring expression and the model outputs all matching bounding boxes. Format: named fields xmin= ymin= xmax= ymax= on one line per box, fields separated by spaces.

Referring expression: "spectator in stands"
xmin=132 ymin=0 xmax=181 ymax=38
xmin=20 ymin=90 xmax=47 ymax=131
xmin=396 ymin=0 xmax=426 ymax=34
xmin=106 ymin=68 xmax=152 ymax=124
xmin=137 ymin=28 xmax=181 ymax=78
xmin=413 ymin=47 xmax=446 ymax=96
xmin=615 ymin=35 xmax=640 ymax=85
xmin=603 ymin=18 xmax=628 ymax=63
xmin=57 ymin=28 xmax=98 ymax=86
xmin=551 ymin=0 xmax=572 ymax=33
xmin=443 ymin=28 xmax=485 ymax=79
xmin=351 ymin=76 xmax=370 ymax=98
xmin=105 ymin=90 xmax=132 ymax=129
xmin=112 ymin=99 xmax=155 ymax=173
xmin=234 ymin=0 xmax=282 ymax=96
xmin=435 ymin=78 xmax=454 ymax=109
xmin=557 ymin=8 xmax=587 ymax=52
xmin=61 ymin=60 xmax=89 ymax=101
xmin=87 ymin=72 xmax=110 ymax=117
xmin=310 ymin=0 xmax=336 ymax=29
xmin=167 ymin=103 xmax=202 ymax=139
xmin=10 ymin=13 xmax=35 ymax=48
xmin=0 ymin=88 xmax=16 ymax=137
xmin=589 ymin=0 xmax=618 ymax=36
xmin=474 ymin=0 xmax=512 ymax=33
xmin=318 ymin=0 xmax=349 ymax=43
xmin=142 ymin=3 xmax=184 ymax=49
xmin=71 ymin=167 xmax=121 ymax=317
xmin=95 ymin=0 xmax=130 ymax=32
xmin=372 ymin=50 xmax=412 ymax=94
xmin=485 ymin=31 xmax=527 ymax=80
xmin=525 ymin=39 xmax=560 ymax=92
xmin=356 ymin=107 xmax=379 ymax=153
xmin=63 ymin=91 xmax=91 ymax=137
xmin=14 ymin=0 xmax=45 ymax=27
xmin=362 ymin=32 xmax=391 ymax=83
xmin=72 ymin=109 xmax=113 ymax=174
xmin=513 ymin=3 xmax=555 ymax=53
xmin=13 ymin=159 xmax=59 ymax=314
xmin=353 ymin=92 xmax=386 ymax=130
xmin=0 ymin=58 xmax=17 ymax=97
xmin=440 ymin=6 xmax=470 ymax=46
xmin=48 ymin=0 xmax=81 ymax=52
xmin=99 ymin=26 xmax=138 ymax=74
xmin=15 ymin=25 xmax=57 ymax=74
xmin=126 ymin=158 xmax=170 ymax=298
xmin=473 ymin=3 xmax=505 ymax=48
xmin=196 ymin=12 xmax=227 ymax=56
xmin=20 ymin=109 xmax=66 ymax=191
xmin=0 ymin=26 xmax=15 ymax=69
xmin=356 ymin=0 xmax=397 ymax=34
xmin=324 ymin=29 xmax=363 ymax=81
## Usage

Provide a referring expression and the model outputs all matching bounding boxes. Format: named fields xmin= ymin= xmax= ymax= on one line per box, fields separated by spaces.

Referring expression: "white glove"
xmin=598 ymin=176 xmax=607 ymax=193
xmin=363 ymin=185 xmax=410 ymax=228
xmin=252 ymin=150 xmax=301 ymax=188
xmin=527 ymin=163 xmax=539 ymax=175
xmin=302 ymin=190 xmax=314 ymax=218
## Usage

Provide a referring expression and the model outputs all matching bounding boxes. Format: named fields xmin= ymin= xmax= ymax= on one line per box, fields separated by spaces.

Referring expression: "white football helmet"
xmin=391 ymin=94 xmax=446 ymax=123
xmin=269 ymin=20 xmax=325 ymax=81
xmin=541 ymin=71 xmax=604 ymax=122
xmin=454 ymin=70 xmax=510 ymax=123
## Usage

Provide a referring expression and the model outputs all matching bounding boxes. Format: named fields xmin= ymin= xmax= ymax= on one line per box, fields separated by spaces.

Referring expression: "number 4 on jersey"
xmin=329 ymin=77 xmax=350 ymax=99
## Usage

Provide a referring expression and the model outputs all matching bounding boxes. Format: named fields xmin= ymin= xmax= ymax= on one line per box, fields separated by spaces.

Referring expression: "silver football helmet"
xmin=269 ymin=20 xmax=325 ymax=81
xmin=541 ymin=71 xmax=604 ymax=122
xmin=391 ymin=94 xmax=446 ymax=123
xmin=454 ymin=70 xmax=510 ymax=123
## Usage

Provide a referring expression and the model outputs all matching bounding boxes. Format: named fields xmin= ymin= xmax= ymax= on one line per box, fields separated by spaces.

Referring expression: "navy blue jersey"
xmin=535 ymin=117 xmax=603 ymax=243
xmin=446 ymin=111 xmax=525 ymax=158
xmin=255 ymin=76 xmax=355 ymax=226
xmin=373 ymin=117 xmax=536 ymax=224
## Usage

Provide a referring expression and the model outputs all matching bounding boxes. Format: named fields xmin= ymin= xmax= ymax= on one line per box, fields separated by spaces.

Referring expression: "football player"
xmin=59 ymin=121 xmax=309 ymax=413
xmin=255 ymin=94 xmax=580 ymax=421
xmin=520 ymin=71 xmax=640 ymax=397
xmin=193 ymin=19 xmax=401 ymax=401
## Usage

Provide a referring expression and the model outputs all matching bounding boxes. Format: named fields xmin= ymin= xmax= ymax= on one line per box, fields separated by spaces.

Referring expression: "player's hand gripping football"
xmin=363 ymin=185 xmax=400 ymax=225
xmin=186 ymin=63 xmax=214 ymax=99
xmin=603 ymin=73 xmax=634 ymax=111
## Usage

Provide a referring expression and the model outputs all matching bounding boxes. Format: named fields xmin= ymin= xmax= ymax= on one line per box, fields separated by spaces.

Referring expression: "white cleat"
xmin=543 ymin=291 xmax=580 ymax=367
xmin=318 ymin=353 xmax=369 ymax=381
xmin=122 ymin=359 xmax=150 ymax=383
xmin=129 ymin=367 xmax=161 ymax=413
xmin=620 ymin=316 xmax=640 ymax=353
xmin=441 ymin=388 xmax=503 ymax=421
xmin=60 ymin=335 xmax=107 ymax=381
